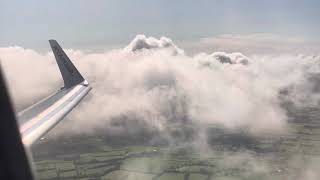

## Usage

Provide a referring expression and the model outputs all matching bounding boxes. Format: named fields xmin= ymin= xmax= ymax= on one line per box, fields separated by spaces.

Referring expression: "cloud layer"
xmin=1 ymin=35 xmax=320 ymax=137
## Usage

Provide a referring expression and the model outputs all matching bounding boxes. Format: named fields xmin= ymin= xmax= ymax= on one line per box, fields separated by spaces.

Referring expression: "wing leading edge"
xmin=18 ymin=40 xmax=92 ymax=147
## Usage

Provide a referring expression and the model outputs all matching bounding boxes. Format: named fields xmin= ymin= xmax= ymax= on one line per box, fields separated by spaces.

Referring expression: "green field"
xmin=31 ymin=107 xmax=320 ymax=180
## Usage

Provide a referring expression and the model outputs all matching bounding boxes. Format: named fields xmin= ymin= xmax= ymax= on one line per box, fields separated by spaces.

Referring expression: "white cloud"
xmin=125 ymin=34 xmax=184 ymax=55
xmin=0 ymin=47 xmax=60 ymax=109
xmin=1 ymin=34 xmax=319 ymax=140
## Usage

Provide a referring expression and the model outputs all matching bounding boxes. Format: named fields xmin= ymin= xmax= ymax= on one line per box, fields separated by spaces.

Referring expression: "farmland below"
xmin=31 ymin=106 xmax=320 ymax=180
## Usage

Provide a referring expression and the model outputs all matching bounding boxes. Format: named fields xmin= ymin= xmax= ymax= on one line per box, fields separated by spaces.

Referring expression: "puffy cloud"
xmin=0 ymin=46 xmax=59 ymax=109
xmin=124 ymin=34 xmax=184 ymax=55
xmin=1 ymin=35 xmax=319 ymax=139
xmin=196 ymin=52 xmax=250 ymax=66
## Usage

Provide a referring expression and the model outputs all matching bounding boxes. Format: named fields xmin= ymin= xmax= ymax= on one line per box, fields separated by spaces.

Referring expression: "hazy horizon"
xmin=1 ymin=0 xmax=320 ymax=54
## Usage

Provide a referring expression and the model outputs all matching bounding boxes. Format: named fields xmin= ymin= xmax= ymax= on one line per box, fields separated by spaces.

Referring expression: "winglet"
xmin=49 ymin=40 xmax=84 ymax=88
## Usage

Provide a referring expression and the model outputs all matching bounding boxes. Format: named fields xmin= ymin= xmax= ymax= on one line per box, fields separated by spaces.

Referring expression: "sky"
xmin=1 ymin=0 xmax=320 ymax=52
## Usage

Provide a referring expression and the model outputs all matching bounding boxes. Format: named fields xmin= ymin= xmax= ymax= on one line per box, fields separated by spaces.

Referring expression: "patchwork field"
xmin=31 ymin=106 xmax=320 ymax=180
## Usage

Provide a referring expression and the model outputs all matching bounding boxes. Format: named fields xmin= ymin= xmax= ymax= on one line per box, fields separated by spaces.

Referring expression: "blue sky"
xmin=1 ymin=0 xmax=320 ymax=51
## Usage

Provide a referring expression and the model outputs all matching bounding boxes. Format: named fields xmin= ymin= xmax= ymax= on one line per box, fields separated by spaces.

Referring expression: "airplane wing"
xmin=17 ymin=40 xmax=92 ymax=146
